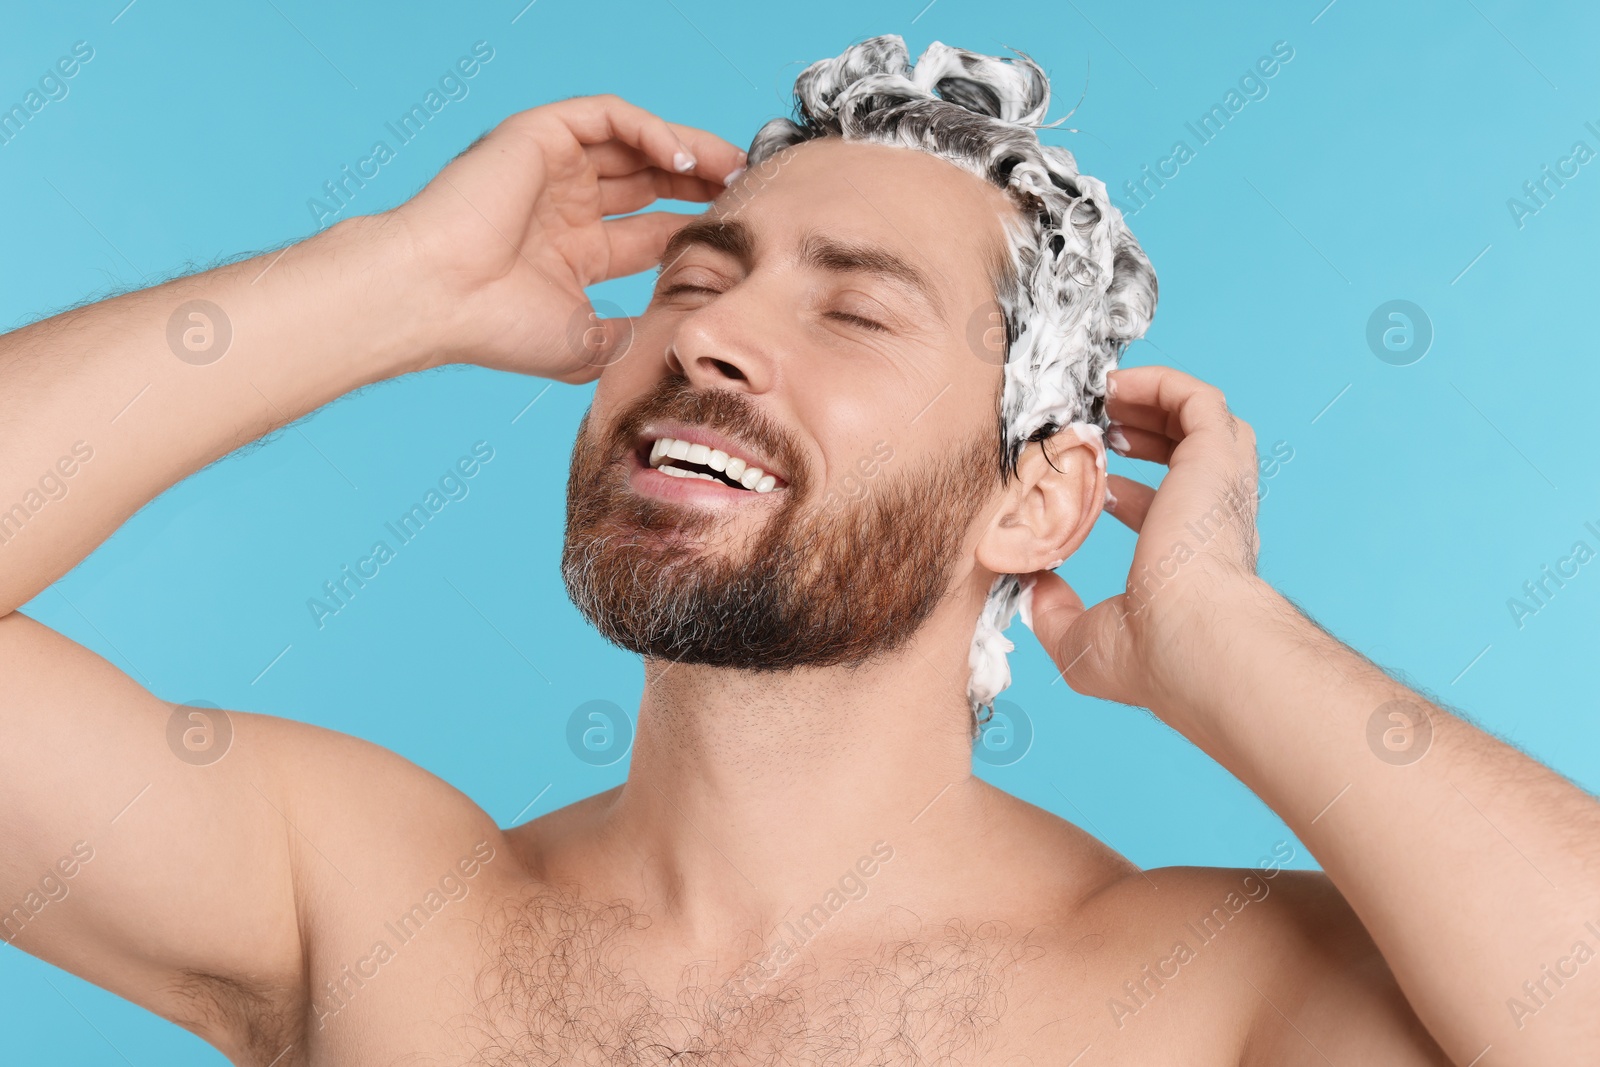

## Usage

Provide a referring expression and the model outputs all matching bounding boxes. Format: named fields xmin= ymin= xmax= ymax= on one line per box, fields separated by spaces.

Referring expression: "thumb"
xmin=1022 ymin=570 xmax=1133 ymax=704
xmin=557 ymin=305 xmax=636 ymax=384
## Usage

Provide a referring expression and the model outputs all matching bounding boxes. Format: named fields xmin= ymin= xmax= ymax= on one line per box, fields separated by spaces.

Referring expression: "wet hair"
xmin=747 ymin=33 xmax=1158 ymax=480
xmin=745 ymin=34 xmax=1159 ymax=725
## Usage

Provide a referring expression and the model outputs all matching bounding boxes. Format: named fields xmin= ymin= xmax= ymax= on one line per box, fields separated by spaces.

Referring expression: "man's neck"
xmin=597 ymin=602 xmax=990 ymax=938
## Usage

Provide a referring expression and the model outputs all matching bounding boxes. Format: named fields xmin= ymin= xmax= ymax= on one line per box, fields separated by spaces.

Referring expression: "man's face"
xmin=562 ymin=139 xmax=1020 ymax=669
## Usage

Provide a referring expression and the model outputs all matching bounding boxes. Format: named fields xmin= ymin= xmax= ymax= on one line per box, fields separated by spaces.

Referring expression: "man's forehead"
xmin=659 ymin=139 xmax=1015 ymax=319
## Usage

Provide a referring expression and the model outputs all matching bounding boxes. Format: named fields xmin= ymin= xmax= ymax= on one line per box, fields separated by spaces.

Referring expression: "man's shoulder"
xmin=1112 ymin=864 xmax=1350 ymax=955
xmin=1102 ymin=865 xmax=1450 ymax=1066
xmin=973 ymin=789 xmax=1433 ymax=1057
xmin=238 ymin=709 xmax=514 ymax=890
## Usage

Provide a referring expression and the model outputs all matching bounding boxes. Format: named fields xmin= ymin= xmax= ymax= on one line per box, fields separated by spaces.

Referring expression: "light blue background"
xmin=4 ymin=1 xmax=1597 ymax=1061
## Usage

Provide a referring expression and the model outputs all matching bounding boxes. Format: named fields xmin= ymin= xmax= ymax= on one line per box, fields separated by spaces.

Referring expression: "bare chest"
xmin=292 ymin=884 xmax=1249 ymax=1066
xmin=460 ymin=890 xmax=1059 ymax=1066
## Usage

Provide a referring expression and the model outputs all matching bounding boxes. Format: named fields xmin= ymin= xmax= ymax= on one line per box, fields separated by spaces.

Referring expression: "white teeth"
xmin=658 ymin=464 xmax=718 ymax=481
xmin=645 ymin=436 xmax=779 ymax=492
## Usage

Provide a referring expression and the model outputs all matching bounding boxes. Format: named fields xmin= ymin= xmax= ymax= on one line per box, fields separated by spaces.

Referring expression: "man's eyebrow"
xmin=657 ymin=215 xmax=755 ymax=276
xmin=795 ymin=227 xmax=945 ymax=322
xmin=656 ymin=217 xmax=947 ymax=323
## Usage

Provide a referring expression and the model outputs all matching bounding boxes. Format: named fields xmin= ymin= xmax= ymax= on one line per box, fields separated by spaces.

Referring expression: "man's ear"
xmin=975 ymin=426 xmax=1105 ymax=575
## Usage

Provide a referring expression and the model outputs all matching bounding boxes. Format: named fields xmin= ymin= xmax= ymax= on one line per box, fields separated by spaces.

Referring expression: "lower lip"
xmin=626 ymin=449 xmax=782 ymax=506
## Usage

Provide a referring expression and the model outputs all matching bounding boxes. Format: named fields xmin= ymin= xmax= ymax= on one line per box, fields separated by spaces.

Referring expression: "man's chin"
xmin=592 ymin=507 xmax=751 ymax=556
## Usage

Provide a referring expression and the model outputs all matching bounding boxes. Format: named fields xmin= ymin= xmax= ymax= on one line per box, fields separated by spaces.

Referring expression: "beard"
xmin=560 ymin=375 xmax=999 ymax=671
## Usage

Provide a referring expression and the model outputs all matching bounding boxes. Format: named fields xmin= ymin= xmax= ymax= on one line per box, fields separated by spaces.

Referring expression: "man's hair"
xmin=746 ymin=33 xmax=1158 ymax=480
xmin=745 ymin=34 xmax=1160 ymax=723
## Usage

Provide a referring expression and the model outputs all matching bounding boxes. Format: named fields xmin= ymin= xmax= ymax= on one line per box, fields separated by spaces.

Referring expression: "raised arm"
xmin=0 ymin=94 xmax=744 ymax=1053
xmin=0 ymin=94 xmax=741 ymax=614
xmin=1028 ymin=365 xmax=1600 ymax=1066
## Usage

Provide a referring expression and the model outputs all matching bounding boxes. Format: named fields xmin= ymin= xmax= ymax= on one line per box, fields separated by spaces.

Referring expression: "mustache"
xmin=603 ymin=375 xmax=807 ymax=489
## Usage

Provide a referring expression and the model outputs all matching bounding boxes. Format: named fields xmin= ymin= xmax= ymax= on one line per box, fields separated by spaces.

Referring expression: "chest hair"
xmin=452 ymin=883 xmax=1047 ymax=1067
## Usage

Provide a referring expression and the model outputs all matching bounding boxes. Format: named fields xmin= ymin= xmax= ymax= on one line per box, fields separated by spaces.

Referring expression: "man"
xmin=1 ymin=33 xmax=1596 ymax=1066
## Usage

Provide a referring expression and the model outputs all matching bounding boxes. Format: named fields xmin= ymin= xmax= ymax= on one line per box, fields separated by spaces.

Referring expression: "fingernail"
xmin=1107 ymin=424 xmax=1130 ymax=454
xmin=722 ymin=165 xmax=746 ymax=187
xmin=674 ymin=150 xmax=697 ymax=173
xmin=1104 ymin=486 xmax=1117 ymax=510
xmin=1106 ymin=376 xmax=1118 ymax=399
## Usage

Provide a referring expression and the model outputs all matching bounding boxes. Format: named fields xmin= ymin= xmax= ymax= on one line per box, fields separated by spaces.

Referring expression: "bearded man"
xmin=1 ymin=34 xmax=1596 ymax=1067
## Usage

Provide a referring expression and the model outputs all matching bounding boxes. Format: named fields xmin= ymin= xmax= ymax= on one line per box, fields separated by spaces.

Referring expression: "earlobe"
xmin=974 ymin=428 xmax=1104 ymax=576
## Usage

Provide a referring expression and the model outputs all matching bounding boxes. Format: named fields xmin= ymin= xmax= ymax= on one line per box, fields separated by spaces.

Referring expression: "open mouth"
xmin=640 ymin=434 xmax=787 ymax=493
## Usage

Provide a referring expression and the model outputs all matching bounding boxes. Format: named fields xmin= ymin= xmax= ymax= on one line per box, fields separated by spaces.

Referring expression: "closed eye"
xmin=658 ymin=284 xmax=889 ymax=333
xmin=828 ymin=311 xmax=889 ymax=333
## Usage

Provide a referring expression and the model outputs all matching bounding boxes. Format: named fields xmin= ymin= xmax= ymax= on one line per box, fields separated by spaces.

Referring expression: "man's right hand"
xmin=385 ymin=93 xmax=746 ymax=381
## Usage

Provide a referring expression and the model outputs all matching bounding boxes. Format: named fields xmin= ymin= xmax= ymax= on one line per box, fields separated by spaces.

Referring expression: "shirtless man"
xmin=2 ymin=34 xmax=1598 ymax=1066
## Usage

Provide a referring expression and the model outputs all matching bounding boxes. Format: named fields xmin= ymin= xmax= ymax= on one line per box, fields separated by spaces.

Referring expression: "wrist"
xmin=298 ymin=212 xmax=454 ymax=379
xmin=1142 ymin=574 xmax=1298 ymax=744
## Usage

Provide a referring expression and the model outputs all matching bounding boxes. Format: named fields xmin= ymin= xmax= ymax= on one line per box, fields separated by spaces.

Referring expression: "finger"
xmin=585 ymin=140 xmax=652 ymax=178
xmin=1027 ymin=569 xmax=1087 ymax=636
xmin=598 ymin=170 xmax=725 ymax=216
xmin=1023 ymin=571 xmax=1131 ymax=702
xmin=601 ymin=210 xmax=699 ymax=280
xmin=1108 ymin=365 xmax=1233 ymax=441
xmin=586 ymin=140 xmax=741 ymax=192
xmin=536 ymin=95 xmax=744 ymax=183
xmin=1107 ymin=367 xmax=1256 ymax=474
xmin=1102 ymin=398 xmax=1183 ymax=441
xmin=1103 ymin=473 xmax=1155 ymax=533
xmin=663 ymin=119 xmax=748 ymax=180
xmin=1105 ymin=422 xmax=1175 ymax=466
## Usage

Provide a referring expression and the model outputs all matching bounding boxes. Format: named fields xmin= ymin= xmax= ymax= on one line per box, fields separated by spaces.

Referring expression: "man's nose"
xmin=662 ymin=290 xmax=779 ymax=394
